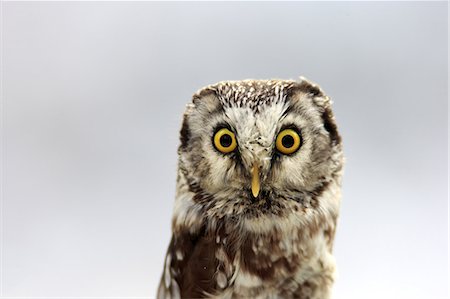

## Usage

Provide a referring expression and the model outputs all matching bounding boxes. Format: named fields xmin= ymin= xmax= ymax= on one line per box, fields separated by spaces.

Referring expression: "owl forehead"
xmin=211 ymin=79 xmax=296 ymax=111
xmin=222 ymin=102 xmax=288 ymax=149
xmin=209 ymin=80 xmax=296 ymax=145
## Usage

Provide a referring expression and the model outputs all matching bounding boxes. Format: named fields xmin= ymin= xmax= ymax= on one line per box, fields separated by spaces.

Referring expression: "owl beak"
xmin=251 ymin=164 xmax=260 ymax=198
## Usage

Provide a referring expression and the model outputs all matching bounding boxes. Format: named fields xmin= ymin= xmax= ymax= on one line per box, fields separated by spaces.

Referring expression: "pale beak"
xmin=251 ymin=164 xmax=260 ymax=198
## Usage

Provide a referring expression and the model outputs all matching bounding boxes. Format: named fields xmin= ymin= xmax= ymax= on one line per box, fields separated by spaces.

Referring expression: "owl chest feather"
xmin=161 ymin=212 xmax=335 ymax=299
xmin=216 ymin=221 xmax=334 ymax=298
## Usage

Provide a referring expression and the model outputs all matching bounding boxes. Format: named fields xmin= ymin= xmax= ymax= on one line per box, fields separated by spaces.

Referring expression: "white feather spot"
xmin=257 ymin=237 xmax=263 ymax=248
xmin=175 ymin=249 xmax=183 ymax=261
xmin=215 ymin=247 xmax=227 ymax=261
xmin=216 ymin=271 xmax=227 ymax=289
xmin=279 ymin=240 xmax=287 ymax=251
xmin=164 ymin=254 xmax=172 ymax=288
xmin=157 ymin=281 xmax=167 ymax=299
xmin=235 ymin=271 xmax=262 ymax=288
xmin=171 ymin=279 xmax=181 ymax=299
xmin=216 ymin=236 xmax=220 ymax=244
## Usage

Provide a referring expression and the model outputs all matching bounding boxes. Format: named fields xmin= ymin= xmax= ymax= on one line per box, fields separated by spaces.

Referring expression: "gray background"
xmin=2 ymin=2 xmax=448 ymax=298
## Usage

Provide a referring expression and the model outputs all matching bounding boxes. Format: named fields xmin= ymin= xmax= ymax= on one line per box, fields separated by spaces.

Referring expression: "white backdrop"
xmin=2 ymin=2 xmax=448 ymax=298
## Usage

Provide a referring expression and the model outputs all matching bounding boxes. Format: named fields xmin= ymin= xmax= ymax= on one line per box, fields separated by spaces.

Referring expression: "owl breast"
xmin=214 ymin=217 xmax=335 ymax=298
xmin=162 ymin=187 xmax=339 ymax=298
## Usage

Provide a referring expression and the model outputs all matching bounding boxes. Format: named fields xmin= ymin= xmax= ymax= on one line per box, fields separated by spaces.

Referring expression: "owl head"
xmin=176 ymin=78 xmax=343 ymax=222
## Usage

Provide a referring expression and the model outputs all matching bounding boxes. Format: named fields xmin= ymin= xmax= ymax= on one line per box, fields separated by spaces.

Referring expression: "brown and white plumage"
xmin=158 ymin=77 xmax=344 ymax=299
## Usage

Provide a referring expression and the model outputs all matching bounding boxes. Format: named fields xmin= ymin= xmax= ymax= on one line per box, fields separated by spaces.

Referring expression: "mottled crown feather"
xmin=192 ymin=77 xmax=330 ymax=112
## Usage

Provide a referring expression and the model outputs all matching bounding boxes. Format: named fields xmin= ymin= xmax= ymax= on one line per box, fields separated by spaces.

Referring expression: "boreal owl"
xmin=157 ymin=77 xmax=344 ymax=299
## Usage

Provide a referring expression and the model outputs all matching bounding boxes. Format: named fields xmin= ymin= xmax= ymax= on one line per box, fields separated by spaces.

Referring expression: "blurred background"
xmin=2 ymin=2 xmax=448 ymax=298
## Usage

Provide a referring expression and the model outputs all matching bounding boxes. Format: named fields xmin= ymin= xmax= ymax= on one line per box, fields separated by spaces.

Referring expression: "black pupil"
xmin=220 ymin=134 xmax=232 ymax=147
xmin=282 ymin=135 xmax=295 ymax=148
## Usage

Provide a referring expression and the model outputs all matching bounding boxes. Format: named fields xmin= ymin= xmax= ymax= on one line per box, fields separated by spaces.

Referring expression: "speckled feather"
xmin=158 ymin=77 xmax=344 ymax=299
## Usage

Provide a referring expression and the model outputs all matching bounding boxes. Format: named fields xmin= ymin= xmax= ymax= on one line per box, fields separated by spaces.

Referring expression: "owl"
xmin=157 ymin=77 xmax=344 ymax=299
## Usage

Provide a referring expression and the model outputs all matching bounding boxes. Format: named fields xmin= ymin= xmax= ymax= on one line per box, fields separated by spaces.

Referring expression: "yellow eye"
xmin=213 ymin=128 xmax=237 ymax=153
xmin=276 ymin=129 xmax=301 ymax=155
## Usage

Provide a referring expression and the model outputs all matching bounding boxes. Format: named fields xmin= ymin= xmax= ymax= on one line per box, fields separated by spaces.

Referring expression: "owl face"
xmin=178 ymin=79 xmax=342 ymax=219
